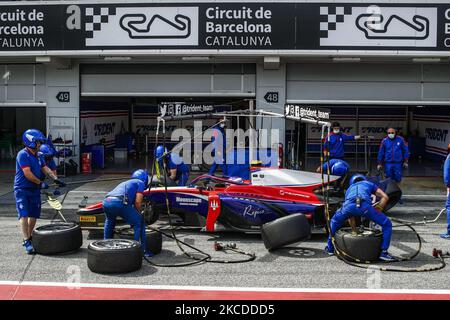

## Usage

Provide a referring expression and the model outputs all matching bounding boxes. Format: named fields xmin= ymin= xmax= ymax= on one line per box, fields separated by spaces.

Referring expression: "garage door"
xmin=81 ymin=63 xmax=256 ymax=97
xmin=286 ymin=63 xmax=450 ymax=104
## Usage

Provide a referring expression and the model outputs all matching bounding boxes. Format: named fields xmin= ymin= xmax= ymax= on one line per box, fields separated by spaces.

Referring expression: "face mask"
xmin=333 ymin=129 xmax=340 ymax=134
xmin=388 ymin=133 xmax=395 ymax=139
xmin=220 ymin=123 xmax=225 ymax=128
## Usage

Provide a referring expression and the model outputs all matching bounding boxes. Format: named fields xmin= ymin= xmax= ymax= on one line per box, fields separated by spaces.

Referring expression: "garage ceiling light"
xmin=181 ymin=56 xmax=211 ymax=61
xmin=35 ymin=56 xmax=51 ymax=63
xmin=412 ymin=58 xmax=441 ymax=63
xmin=332 ymin=57 xmax=361 ymax=63
xmin=104 ymin=56 xmax=132 ymax=61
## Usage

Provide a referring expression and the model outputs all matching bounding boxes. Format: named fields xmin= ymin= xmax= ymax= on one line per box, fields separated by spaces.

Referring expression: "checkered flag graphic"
xmin=319 ymin=6 xmax=352 ymax=38
xmin=85 ymin=7 xmax=117 ymax=38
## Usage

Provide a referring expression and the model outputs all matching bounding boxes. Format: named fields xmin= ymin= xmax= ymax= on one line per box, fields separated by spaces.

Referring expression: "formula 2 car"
xmin=77 ymin=168 xmax=401 ymax=235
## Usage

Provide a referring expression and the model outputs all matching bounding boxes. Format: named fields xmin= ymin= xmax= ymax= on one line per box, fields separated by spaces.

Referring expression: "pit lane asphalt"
xmin=1 ymin=195 xmax=449 ymax=291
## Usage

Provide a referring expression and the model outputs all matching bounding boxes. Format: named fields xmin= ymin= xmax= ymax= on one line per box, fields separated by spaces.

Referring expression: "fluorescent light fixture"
xmin=264 ymin=56 xmax=280 ymax=69
xmin=412 ymin=58 xmax=441 ymax=63
xmin=332 ymin=57 xmax=361 ymax=63
xmin=181 ymin=56 xmax=211 ymax=61
xmin=35 ymin=56 xmax=51 ymax=63
xmin=104 ymin=56 xmax=132 ymax=61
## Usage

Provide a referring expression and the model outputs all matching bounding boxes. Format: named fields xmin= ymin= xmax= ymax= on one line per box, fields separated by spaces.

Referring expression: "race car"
xmin=77 ymin=168 xmax=401 ymax=234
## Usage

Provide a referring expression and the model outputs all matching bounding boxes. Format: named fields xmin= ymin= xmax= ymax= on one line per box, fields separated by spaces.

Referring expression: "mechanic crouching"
xmin=103 ymin=169 xmax=153 ymax=257
xmin=325 ymin=174 xmax=396 ymax=262
xmin=155 ymin=145 xmax=190 ymax=186
xmin=316 ymin=159 xmax=350 ymax=177
xmin=440 ymin=143 xmax=450 ymax=239
xmin=14 ymin=129 xmax=66 ymax=254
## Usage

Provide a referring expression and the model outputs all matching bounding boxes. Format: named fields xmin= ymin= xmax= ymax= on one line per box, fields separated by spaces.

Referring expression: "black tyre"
xmin=334 ymin=227 xmax=382 ymax=262
xmin=142 ymin=200 xmax=159 ymax=225
xmin=87 ymin=239 xmax=142 ymax=274
xmin=383 ymin=180 xmax=402 ymax=212
xmin=261 ymin=214 xmax=311 ymax=251
xmin=119 ymin=227 xmax=162 ymax=254
xmin=32 ymin=223 xmax=82 ymax=255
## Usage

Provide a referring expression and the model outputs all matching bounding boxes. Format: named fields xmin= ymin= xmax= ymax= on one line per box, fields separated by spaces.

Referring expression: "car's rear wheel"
xmin=87 ymin=239 xmax=142 ymax=274
xmin=32 ymin=223 xmax=82 ymax=255
xmin=261 ymin=214 xmax=311 ymax=251
xmin=334 ymin=227 xmax=382 ymax=262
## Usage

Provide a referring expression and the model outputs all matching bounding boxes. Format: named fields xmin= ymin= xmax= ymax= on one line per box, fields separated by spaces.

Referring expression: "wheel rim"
xmin=95 ymin=239 xmax=135 ymax=249
xmin=38 ymin=223 xmax=75 ymax=231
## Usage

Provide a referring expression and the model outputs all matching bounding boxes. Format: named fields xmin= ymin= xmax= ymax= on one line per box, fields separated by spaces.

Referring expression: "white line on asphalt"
xmin=1 ymin=281 xmax=450 ymax=295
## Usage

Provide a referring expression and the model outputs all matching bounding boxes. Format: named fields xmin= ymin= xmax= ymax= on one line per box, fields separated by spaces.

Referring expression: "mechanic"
xmin=14 ymin=129 xmax=66 ymax=254
xmin=103 ymin=169 xmax=152 ymax=256
xmin=208 ymin=117 xmax=228 ymax=176
xmin=440 ymin=143 xmax=450 ymax=239
xmin=316 ymin=158 xmax=350 ymax=177
xmin=377 ymin=128 xmax=409 ymax=183
xmin=155 ymin=145 xmax=190 ymax=186
xmin=323 ymin=122 xmax=362 ymax=161
xmin=325 ymin=174 xmax=395 ymax=262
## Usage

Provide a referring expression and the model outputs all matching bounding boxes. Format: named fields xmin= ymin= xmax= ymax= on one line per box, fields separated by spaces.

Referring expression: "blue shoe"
xmin=324 ymin=246 xmax=334 ymax=256
xmin=144 ymin=251 xmax=154 ymax=258
xmin=23 ymin=239 xmax=35 ymax=255
xmin=440 ymin=233 xmax=450 ymax=239
xmin=379 ymin=250 xmax=396 ymax=262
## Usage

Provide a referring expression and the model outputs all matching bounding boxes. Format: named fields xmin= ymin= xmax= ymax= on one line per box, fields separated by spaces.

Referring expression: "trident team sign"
xmin=2 ymin=2 xmax=450 ymax=52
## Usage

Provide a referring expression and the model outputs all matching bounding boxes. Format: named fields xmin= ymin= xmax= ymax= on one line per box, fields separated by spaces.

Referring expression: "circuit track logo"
xmin=319 ymin=5 xmax=437 ymax=47
xmin=84 ymin=6 xmax=198 ymax=46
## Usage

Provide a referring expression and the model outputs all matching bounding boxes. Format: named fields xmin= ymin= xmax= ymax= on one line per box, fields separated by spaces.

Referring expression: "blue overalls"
xmin=327 ymin=181 xmax=393 ymax=251
xmin=208 ymin=125 xmax=228 ymax=176
xmin=377 ymin=136 xmax=409 ymax=183
xmin=322 ymin=159 xmax=350 ymax=177
xmin=323 ymin=133 xmax=355 ymax=160
xmin=38 ymin=152 xmax=57 ymax=180
xmin=103 ymin=179 xmax=147 ymax=252
xmin=444 ymin=155 xmax=450 ymax=234
xmin=14 ymin=148 xmax=45 ymax=219
xmin=167 ymin=153 xmax=190 ymax=186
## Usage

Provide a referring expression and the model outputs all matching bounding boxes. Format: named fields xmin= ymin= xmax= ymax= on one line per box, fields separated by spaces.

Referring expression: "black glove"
xmin=40 ymin=181 xmax=49 ymax=189
xmin=54 ymin=179 xmax=66 ymax=188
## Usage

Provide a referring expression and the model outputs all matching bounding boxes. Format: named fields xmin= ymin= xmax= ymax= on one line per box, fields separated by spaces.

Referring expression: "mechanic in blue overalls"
xmin=208 ymin=117 xmax=228 ymax=177
xmin=325 ymin=174 xmax=395 ymax=262
xmin=316 ymin=158 xmax=350 ymax=177
xmin=440 ymin=143 xmax=450 ymax=239
xmin=323 ymin=122 xmax=362 ymax=161
xmin=377 ymin=128 xmax=409 ymax=183
xmin=155 ymin=145 xmax=190 ymax=186
xmin=14 ymin=129 xmax=66 ymax=254
xmin=103 ymin=169 xmax=153 ymax=256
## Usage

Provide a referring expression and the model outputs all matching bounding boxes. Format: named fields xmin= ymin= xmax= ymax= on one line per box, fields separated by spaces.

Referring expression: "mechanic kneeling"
xmin=325 ymin=174 xmax=396 ymax=262
xmin=155 ymin=145 xmax=190 ymax=186
xmin=103 ymin=169 xmax=153 ymax=257
xmin=316 ymin=159 xmax=350 ymax=177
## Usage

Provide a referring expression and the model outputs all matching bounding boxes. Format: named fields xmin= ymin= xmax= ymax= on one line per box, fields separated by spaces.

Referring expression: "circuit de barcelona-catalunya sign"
xmin=1 ymin=2 xmax=450 ymax=52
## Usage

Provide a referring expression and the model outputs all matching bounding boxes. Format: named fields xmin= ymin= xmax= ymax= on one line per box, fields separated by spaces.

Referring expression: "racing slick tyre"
xmin=118 ymin=227 xmax=162 ymax=255
xmin=87 ymin=239 xmax=142 ymax=274
xmin=383 ymin=180 xmax=402 ymax=212
xmin=334 ymin=227 xmax=382 ymax=262
xmin=261 ymin=214 xmax=311 ymax=251
xmin=32 ymin=223 xmax=82 ymax=255
xmin=142 ymin=201 xmax=159 ymax=225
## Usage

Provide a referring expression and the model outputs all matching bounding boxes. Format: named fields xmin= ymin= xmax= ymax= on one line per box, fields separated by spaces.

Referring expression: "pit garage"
xmin=285 ymin=62 xmax=450 ymax=174
xmin=78 ymin=63 xmax=256 ymax=172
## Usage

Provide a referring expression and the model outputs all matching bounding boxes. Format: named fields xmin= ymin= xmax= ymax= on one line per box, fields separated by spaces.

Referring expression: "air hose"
xmin=320 ymin=131 xmax=445 ymax=272
xmin=141 ymin=117 xmax=256 ymax=267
